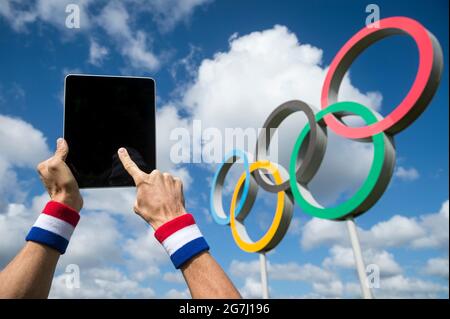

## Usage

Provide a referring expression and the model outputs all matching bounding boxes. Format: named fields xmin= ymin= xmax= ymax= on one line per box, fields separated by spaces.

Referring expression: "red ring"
xmin=321 ymin=17 xmax=441 ymax=139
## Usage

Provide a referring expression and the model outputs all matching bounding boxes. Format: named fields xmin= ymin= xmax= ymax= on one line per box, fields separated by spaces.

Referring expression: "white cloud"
xmin=422 ymin=257 xmax=449 ymax=279
xmin=300 ymin=218 xmax=348 ymax=250
xmin=0 ymin=193 xmax=48 ymax=266
xmin=0 ymin=114 xmax=50 ymax=210
xmin=57 ymin=211 xmax=124 ymax=269
xmin=96 ymin=1 xmax=159 ymax=72
xmin=411 ymin=200 xmax=449 ymax=250
xmin=228 ymin=253 xmax=446 ymax=299
xmin=182 ymin=25 xmax=381 ymax=127
xmin=165 ymin=25 xmax=383 ymax=204
xmin=136 ymin=0 xmax=212 ymax=32
xmin=50 ymin=267 xmax=155 ymax=298
xmin=88 ymin=39 xmax=109 ymax=66
xmin=154 ymin=104 xmax=193 ymax=188
xmin=164 ymin=288 xmax=190 ymax=299
xmin=0 ymin=114 xmax=51 ymax=168
xmin=374 ymin=275 xmax=448 ymax=299
xmin=395 ymin=166 xmax=420 ymax=181
xmin=163 ymin=271 xmax=185 ymax=284
xmin=81 ymin=187 xmax=136 ymax=216
xmin=239 ymin=277 xmax=264 ymax=299
xmin=0 ymin=0 xmax=92 ymax=32
xmin=123 ymin=228 xmax=169 ymax=268
xmin=311 ymin=280 xmax=344 ymax=298
xmin=323 ymin=245 xmax=403 ymax=277
xmin=300 ymin=199 xmax=449 ymax=251
xmin=230 ymin=259 xmax=335 ymax=284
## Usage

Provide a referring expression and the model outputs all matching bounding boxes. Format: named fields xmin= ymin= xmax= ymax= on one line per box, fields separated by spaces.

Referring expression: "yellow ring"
xmin=230 ymin=160 xmax=291 ymax=253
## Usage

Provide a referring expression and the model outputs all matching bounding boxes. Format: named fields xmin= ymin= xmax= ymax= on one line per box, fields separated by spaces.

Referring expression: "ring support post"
xmin=346 ymin=217 xmax=373 ymax=299
xmin=259 ymin=252 xmax=269 ymax=299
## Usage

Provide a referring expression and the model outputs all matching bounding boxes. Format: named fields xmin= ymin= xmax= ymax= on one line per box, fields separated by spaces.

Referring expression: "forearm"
xmin=0 ymin=199 xmax=80 ymax=299
xmin=0 ymin=242 xmax=60 ymax=298
xmin=181 ymin=251 xmax=241 ymax=299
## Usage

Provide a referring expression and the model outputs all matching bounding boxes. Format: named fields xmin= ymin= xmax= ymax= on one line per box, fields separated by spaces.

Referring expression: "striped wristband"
xmin=154 ymin=214 xmax=209 ymax=269
xmin=26 ymin=201 xmax=80 ymax=254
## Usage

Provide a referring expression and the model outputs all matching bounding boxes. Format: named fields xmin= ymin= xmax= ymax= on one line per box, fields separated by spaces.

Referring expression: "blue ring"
xmin=209 ymin=149 xmax=251 ymax=225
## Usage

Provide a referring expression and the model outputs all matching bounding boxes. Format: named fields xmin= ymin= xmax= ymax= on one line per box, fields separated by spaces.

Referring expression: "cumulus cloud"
xmin=163 ymin=25 xmax=384 ymax=205
xmin=155 ymin=105 xmax=193 ymax=188
xmin=0 ymin=114 xmax=51 ymax=168
xmin=0 ymin=1 xmax=211 ymax=73
xmin=0 ymin=0 xmax=92 ymax=32
xmin=229 ymin=259 xmax=366 ymax=298
xmin=58 ymin=211 xmax=125 ymax=269
xmin=163 ymin=271 xmax=185 ymax=284
xmin=229 ymin=259 xmax=340 ymax=297
xmin=239 ymin=277 xmax=265 ymax=299
xmin=96 ymin=1 xmax=159 ymax=72
xmin=422 ymin=257 xmax=449 ymax=279
xmin=0 ymin=193 xmax=48 ymax=266
xmin=81 ymin=187 xmax=136 ymax=217
xmin=228 ymin=252 xmax=446 ymax=298
xmin=300 ymin=199 xmax=449 ymax=251
xmin=164 ymin=288 xmax=190 ymax=299
xmin=323 ymin=245 xmax=403 ymax=277
xmin=182 ymin=25 xmax=381 ymax=128
xmin=230 ymin=259 xmax=335 ymax=283
xmin=88 ymin=39 xmax=109 ymax=66
xmin=374 ymin=275 xmax=448 ymax=299
xmin=50 ymin=267 xmax=155 ymax=298
xmin=0 ymin=114 xmax=50 ymax=210
xmin=134 ymin=0 xmax=213 ymax=33
xmin=395 ymin=166 xmax=420 ymax=182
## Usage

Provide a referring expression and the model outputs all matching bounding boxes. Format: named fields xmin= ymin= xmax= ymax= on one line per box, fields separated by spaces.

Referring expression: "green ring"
xmin=289 ymin=101 xmax=394 ymax=220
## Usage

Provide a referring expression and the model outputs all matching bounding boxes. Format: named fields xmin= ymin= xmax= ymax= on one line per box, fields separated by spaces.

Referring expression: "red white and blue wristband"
xmin=154 ymin=214 xmax=209 ymax=269
xmin=26 ymin=201 xmax=80 ymax=254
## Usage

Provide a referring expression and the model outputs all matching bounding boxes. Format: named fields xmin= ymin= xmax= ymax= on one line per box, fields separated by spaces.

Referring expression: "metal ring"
xmin=321 ymin=16 xmax=443 ymax=139
xmin=210 ymin=149 xmax=258 ymax=225
xmin=253 ymin=100 xmax=328 ymax=193
xmin=230 ymin=161 xmax=293 ymax=253
xmin=289 ymin=101 xmax=396 ymax=220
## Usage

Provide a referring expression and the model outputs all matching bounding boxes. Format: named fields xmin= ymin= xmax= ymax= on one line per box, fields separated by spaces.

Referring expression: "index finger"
xmin=117 ymin=148 xmax=146 ymax=184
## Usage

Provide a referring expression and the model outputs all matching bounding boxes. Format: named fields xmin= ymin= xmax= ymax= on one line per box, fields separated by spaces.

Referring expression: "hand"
xmin=37 ymin=138 xmax=83 ymax=212
xmin=117 ymin=147 xmax=187 ymax=229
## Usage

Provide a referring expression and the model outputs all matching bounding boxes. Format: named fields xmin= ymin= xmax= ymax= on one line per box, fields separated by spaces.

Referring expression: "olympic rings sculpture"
xmin=210 ymin=17 xmax=443 ymax=253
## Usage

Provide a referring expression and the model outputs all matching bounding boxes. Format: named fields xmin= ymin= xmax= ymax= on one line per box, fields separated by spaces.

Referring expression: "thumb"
xmin=118 ymin=147 xmax=145 ymax=184
xmin=55 ymin=138 xmax=69 ymax=161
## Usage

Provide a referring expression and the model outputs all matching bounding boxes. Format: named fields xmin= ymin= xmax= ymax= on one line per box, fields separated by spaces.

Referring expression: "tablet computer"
xmin=64 ymin=74 xmax=156 ymax=188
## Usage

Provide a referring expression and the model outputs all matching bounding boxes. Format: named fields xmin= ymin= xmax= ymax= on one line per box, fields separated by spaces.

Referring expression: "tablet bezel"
xmin=63 ymin=73 xmax=157 ymax=189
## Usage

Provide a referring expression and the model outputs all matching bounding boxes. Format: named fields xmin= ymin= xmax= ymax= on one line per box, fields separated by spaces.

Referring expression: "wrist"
xmin=26 ymin=201 xmax=81 ymax=254
xmin=151 ymin=212 xmax=187 ymax=230
xmin=52 ymin=192 xmax=83 ymax=212
xmin=154 ymin=213 xmax=209 ymax=269
xmin=145 ymin=206 xmax=188 ymax=229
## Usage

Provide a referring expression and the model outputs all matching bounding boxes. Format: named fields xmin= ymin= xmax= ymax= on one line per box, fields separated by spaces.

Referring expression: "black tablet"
xmin=64 ymin=74 xmax=156 ymax=188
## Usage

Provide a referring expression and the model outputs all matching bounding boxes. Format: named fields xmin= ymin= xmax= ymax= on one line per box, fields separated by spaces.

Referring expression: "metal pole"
xmin=259 ymin=253 xmax=269 ymax=299
xmin=346 ymin=217 xmax=373 ymax=299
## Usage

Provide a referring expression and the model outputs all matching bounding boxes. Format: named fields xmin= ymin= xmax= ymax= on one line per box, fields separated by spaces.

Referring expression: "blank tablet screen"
xmin=64 ymin=74 xmax=156 ymax=188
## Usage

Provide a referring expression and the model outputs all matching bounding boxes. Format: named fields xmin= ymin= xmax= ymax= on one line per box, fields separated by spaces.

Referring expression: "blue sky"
xmin=0 ymin=0 xmax=448 ymax=298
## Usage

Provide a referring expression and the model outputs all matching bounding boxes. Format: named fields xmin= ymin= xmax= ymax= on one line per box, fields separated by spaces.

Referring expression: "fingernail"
xmin=118 ymin=148 xmax=126 ymax=154
xmin=57 ymin=138 xmax=63 ymax=146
